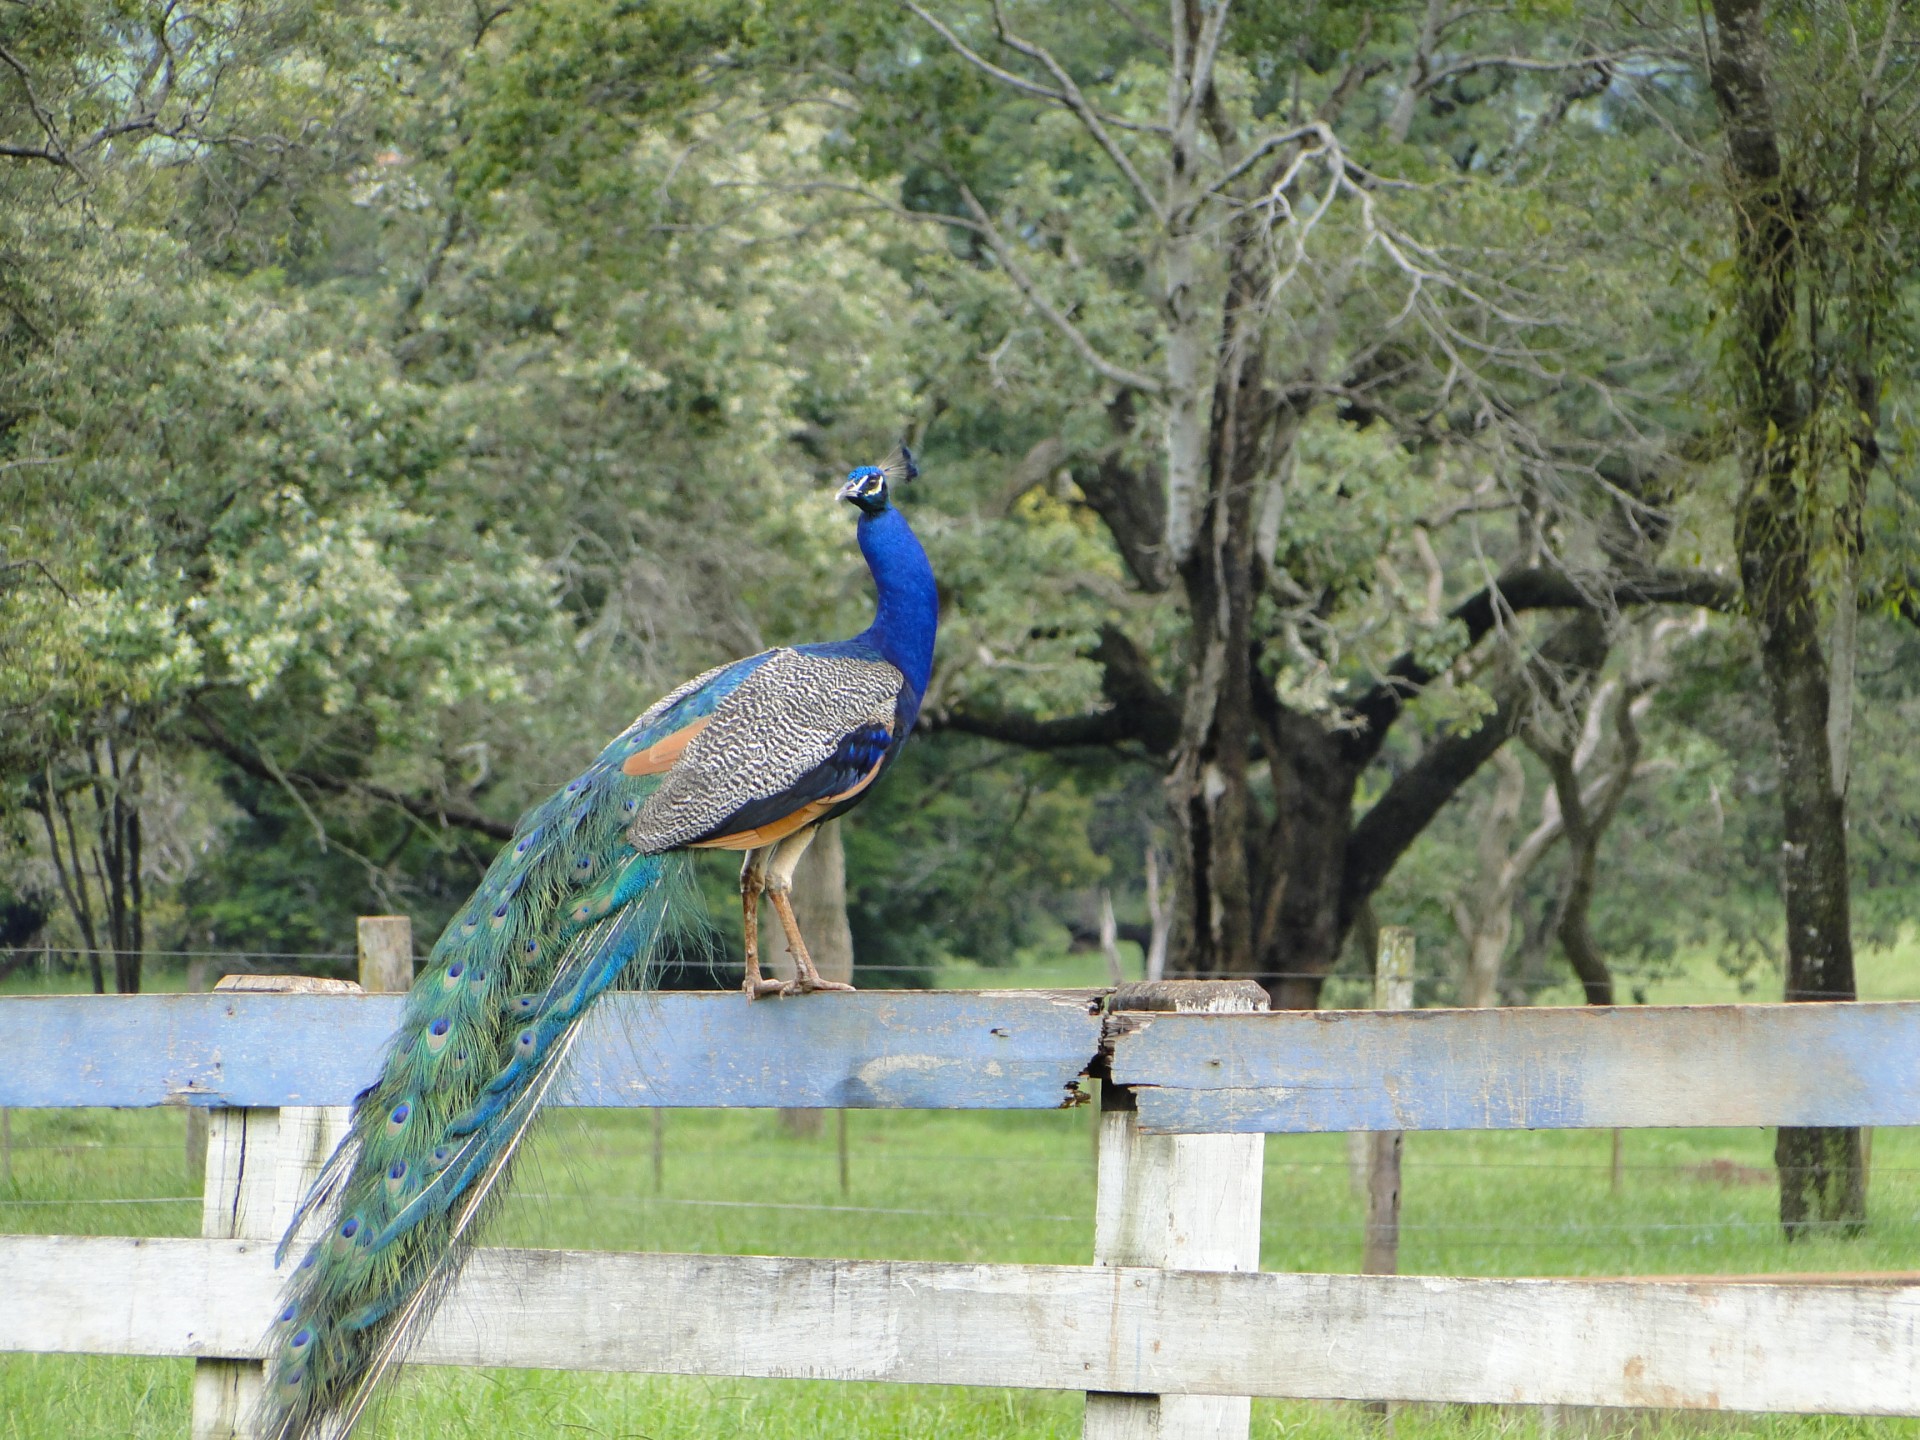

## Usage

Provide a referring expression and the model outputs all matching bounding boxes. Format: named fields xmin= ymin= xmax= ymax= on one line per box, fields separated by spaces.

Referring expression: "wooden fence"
xmin=3 ymin=976 xmax=1919 ymax=1440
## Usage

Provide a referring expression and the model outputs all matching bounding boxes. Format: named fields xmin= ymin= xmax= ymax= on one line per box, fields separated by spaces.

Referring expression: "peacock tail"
xmin=258 ymin=661 xmax=766 ymax=1440
xmin=259 ymin=446 xmax=938 ymax=1439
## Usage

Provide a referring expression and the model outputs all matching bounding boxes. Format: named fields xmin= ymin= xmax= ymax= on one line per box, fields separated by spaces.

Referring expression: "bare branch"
xmin=1203 ymin=121 xmax=1333 ymax=200
xmin=190 ymin=714 xmax=516 ymax=841
xmin=957 ymin=182 xmax=1164 ymax=394
xmin=901 ymin=1 xmax=1168 ymax=135
xmin=0 ymin=43 xmax=77 ymax=173
xmin=1423 ymin=47 xmax=1655 ymax=90
xmin=1102 ymin=0 xmax=1171 ymax=56
xmin=985 ymin=0 xmax=1167 ymax=217
xmin=902 ymin=1 xmax=1063 ymax=102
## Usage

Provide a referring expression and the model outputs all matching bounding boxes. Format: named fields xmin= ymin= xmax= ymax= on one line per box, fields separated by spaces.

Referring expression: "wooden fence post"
xmin=1362 ymin=928 xmax=1414 ymax=1425
xmin=1086 ymin=979 xmax=1268 ymax=1440
xmin=1363 ymin=928 xmax=1414 ymax=1278
xmin=190 ymin=975 xmax=359 ymax=1440
xmin=190 ymin=923 xmax=403 ymax=1440
xmin=357 ymin=915 xmax=414 ymax=993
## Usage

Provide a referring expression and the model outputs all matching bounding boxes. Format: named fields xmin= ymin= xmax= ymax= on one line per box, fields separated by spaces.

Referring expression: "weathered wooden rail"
xmin=4 ymin=983 xmax=1919 ymax=1439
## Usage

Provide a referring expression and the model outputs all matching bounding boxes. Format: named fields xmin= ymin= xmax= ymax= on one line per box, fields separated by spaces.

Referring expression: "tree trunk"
xmin=1251 ymin=706 xmax=1355 ymax=1009
xmin=1143 ymin=847 xmax=1171 ymax=982
xmin=1455 ymin=750 xmax=1528 ymax=1008
xmin=1539 ymin=677 xmax=1651 ymax=1011
xmin=1706 ymin=0 xmax=1863 ymax=1236
xmin=1752 ymin=564 xmax=1862 ymax=1232
xmin=1166 ymin=237 xmax=1282 ymax=990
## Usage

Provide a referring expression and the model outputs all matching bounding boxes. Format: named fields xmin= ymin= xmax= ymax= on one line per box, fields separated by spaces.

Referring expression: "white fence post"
xmin=189 ymin=975 xmax=358 ymax=1440
xmin=1086 ymin=979 xmax=1269 ymax=1440
xmin=1363 ymin=927 xmax=1414 ymax=1278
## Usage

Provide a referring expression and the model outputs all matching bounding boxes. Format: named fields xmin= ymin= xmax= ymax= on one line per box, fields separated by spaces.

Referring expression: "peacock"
xmin=260 ymin=449 xmax=936 ymax=1439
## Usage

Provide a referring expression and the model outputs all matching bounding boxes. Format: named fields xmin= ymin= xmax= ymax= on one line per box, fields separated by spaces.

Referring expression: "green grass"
xmin=3 ymin=1106 xmax=1917 ymax=1437
xmin=3 ymin=943 xmax=1918 ymax=1437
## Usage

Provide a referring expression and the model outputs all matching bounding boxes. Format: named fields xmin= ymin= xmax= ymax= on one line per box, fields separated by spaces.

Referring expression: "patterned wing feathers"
xmin=625 ymin=648 xmax=901 ymax=853
xmin=689 ymin=742 xmax=891 ymax=850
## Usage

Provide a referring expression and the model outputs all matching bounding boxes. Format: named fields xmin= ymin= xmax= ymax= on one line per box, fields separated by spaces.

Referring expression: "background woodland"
xmin=5 ymin=0 xmax=1920 ymax=1229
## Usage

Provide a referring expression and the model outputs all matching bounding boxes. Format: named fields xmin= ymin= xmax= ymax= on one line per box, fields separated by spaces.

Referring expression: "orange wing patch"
xmin=621 ymin=717 xmax=711 ymax=777
xmin=689 ymin=751 xmax=889 ymax=852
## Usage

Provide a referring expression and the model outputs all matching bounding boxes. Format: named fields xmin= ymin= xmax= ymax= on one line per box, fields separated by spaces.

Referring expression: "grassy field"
xmin=2 ymin=942 xmax=1917 ymax=1438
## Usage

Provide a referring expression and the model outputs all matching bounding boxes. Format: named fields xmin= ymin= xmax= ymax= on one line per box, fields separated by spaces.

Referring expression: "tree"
xmin=1701 ymin=0 xmax=1920 ymax=1235
xmin=731 ymin=0 xmax=1732 ymax=1002
xmin=3 ymin=0 xmax=1101 ymax=977
xmin=0 ymin=1 xmax=576 ymax=979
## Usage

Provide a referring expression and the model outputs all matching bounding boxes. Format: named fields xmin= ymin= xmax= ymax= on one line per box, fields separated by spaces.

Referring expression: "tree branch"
xmin=0 ymin=43 xmax=77 ymax=173
xmin=933 ymin=705 xmax=1147 ymax=751
xmin=1181 ymin=0 xmax=1236 ymax=151
xmin=900 ymin=1 xmax=1168 ymax=135
xmin=1340 ymin=565 xmax=1736 ymax=768
xmin=0 ymin=557 xmax=74 ymax=601
xmin=1101 ymin=0 xmax=1170 ymax=56
xmin=1076 ymin=390 xmax=1172 ymax=592
xmin=1203 ymin=122 xmax=1334 ymax=201
xmin=957 ymin=182 xmax=1165 ymax=393
xmin=1423 ymin=48 xmax=1657 ymax=91
xmin=1086 ymin=623 xmax=1181 ymax=751
xmin=931 ymin=624 xmax=1180 ymax=756
xmin=902 ymin=0 xmax=1064 ymax=102
xmin=1340 ymin=611 xmax=1609 ymax=932
xmin=0 ymin=141 xmax=72 ymax=167
xmin=986 ymin=0 xmax=1168 ymax=218
xmin=190 ymin=715 xmax=515 ymax=841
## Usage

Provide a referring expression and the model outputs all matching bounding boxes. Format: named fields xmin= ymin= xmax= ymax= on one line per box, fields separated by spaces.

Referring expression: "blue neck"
xmin=855 ymin=505 xmax=938 ymax=708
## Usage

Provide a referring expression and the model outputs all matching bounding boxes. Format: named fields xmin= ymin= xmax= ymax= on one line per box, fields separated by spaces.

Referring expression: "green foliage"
xmin=844 ymin=738 xmax=1111 ymax=982
xmin=2 ymin=0 xmax=1917 ymax=1003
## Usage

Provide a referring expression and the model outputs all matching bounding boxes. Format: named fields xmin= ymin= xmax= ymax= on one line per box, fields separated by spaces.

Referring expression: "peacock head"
xmin=837 ymin=445 xmax=918 ymax=515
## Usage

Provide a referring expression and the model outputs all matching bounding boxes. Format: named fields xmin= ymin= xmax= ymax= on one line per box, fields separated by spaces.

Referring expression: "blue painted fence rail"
xmin=5 ymin=991 xmax=1918 ymax=1133
xmin=1111 ymin=999 xmax=1920 ymax=1133
xmin=0 ymin=989 xmax=1102 ymax=1112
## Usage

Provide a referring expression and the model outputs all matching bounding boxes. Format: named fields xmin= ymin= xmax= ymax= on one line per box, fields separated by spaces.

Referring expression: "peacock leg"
xmin=765 ymin=826 xmax=855 ymax=996
xmin=739 ymin=847 xmax=783 ymax=999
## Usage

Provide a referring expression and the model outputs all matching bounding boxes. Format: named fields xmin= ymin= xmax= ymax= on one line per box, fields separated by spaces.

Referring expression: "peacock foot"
xmin=781 ymin=975 xmax=856 ymax=996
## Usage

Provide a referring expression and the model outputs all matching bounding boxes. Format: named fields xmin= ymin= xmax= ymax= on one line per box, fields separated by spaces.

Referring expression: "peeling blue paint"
xmin=1112 ymin=1003 xmax=1920 ymax=1133
xmin=0 ymin=991 xmax=1101 ymax=1111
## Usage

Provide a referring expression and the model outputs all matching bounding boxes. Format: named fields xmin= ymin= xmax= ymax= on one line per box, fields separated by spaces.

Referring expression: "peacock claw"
xmin=742 ymin=972 xmax=785 ymax=1000
xmin=781 ymin=977 xmax=856 ymax=997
